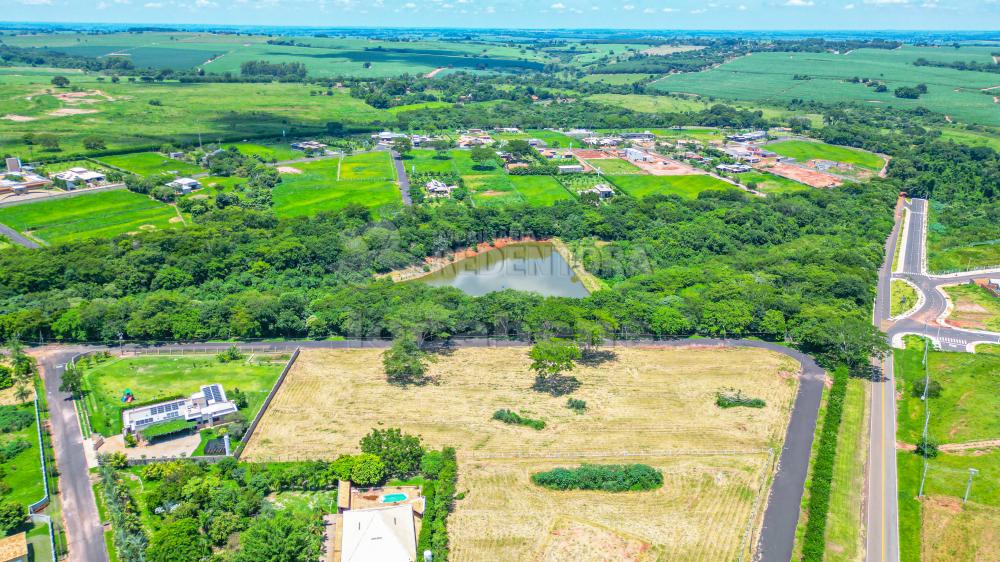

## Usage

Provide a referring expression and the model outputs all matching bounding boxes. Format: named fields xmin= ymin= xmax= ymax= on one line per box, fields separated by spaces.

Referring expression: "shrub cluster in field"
xmin=715 ymin=388 xmax=766 ymax=409
xmin=531 ymin=463 xmax=664 ymax=492
xmin=0 ymin=406 xmax=34 ymax=434
xmin=492 ymin=409 xmax=546 ymax=430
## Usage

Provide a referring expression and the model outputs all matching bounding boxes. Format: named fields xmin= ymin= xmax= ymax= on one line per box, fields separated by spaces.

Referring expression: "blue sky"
xmin=3 ymin=0 xmax=999 ymax=29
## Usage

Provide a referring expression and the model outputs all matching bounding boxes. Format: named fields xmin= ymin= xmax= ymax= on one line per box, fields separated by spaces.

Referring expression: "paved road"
xmin=390 ymin=149 xmax=412 ymax=206
xmin=44 ymin=337 xmax=821 ymax=561
xmin=35 ymin=347 xmax=109 ymax=562
xmin=0 ymin=222 xmax=40 ymax=248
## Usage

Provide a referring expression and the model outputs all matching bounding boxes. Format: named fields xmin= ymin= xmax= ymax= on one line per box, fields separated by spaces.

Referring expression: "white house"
xmin=526 ymin=138 xmax=546 ymax=147
xmin=341 ymin=505 xmax=417 ymax=562
xmin=53 ymin=167 xmax=106 ymax=189
xmin=727 ymin=131 xmax=768 ymax=143
xmin=292 ymin=140 xmax=328 ymax=151
xmin=717 ymin=163 xmax=752 ymax=173
xmin=424 ymin=179 xmax=456 ymax=197
xmin=122 ymin=383 xmax=238 ymax=435
xmin=624 ymin=148 xmax=651 ymax=162
xmin=581 ymin=183 xmax=614 ymax=199
xmin=166 ymin=177 xmax=201 ymax=194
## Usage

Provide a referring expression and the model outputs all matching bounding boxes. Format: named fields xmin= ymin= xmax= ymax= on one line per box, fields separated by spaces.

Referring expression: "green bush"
xmin=492 ymin=409 xmax=545 ymax=430
xmin=566 ymin=398 xmax=587 ymax=413
xmin=0 ymin=438 xmax=30 ymax=462
xmin=531 ymin=464 xmax=663 ymax=492
xmin=911 ymin=378 xmax=942 ymax=399
xmin=0 ymin=405 xmax=34 ymax=433
xmin=715 ymin=388 xmax=766 ymax=409
xmin=801 ymin=369 xmax=848 ymax=561
xmin=350 ymin=453 xmax=387 ymax=486
xmin=416 ymin=447 xmax=457 ymax=562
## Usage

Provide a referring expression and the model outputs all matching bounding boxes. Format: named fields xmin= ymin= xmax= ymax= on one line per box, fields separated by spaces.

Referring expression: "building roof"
xmin=342 ymin=505 xmax=416 ymax=562
xmin=0 ymin=532 xmax=27 ymax=561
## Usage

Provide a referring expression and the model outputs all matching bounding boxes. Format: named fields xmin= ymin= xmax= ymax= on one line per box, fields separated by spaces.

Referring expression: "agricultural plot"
xmin=579 ymin=74 xmax=652 ymax=85
xmin=97 ymin=152 xmax=203 ymax=177
xmin=400 ymin=150 xmax=457 ymax=174
xmin=223 ymin=141 xmax=301 ymax=162
xmin=271 ymin=156 xmax=400 ymax=217
xmin=765 ymin=140 xmax=885 ymax=171
xmin=943 ymin=283 xmax=1000 ymax=331
xmin=78 ymin=352 xmax=286 ymax=436
xmin=653 ymin=47 xmax=1000 ymax=126
xmin=243 ymin=346 xmax=800 ymax=561
xmin=0 ymin=189 xmax=181 ymax=245
xmin=938 ymin=128 xmax=1000 ymax=152
xmin=583 ymin=158 xmax=644 ymax=175
xmin=587 ymin=93 xmax=711 ymax=113
xmin=611 ymin=174 xmax=736 ymax=199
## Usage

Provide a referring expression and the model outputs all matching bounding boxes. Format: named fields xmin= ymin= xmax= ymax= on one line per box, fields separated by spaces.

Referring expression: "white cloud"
xmin=96 ymin=1 xmax=109 ymax=8
xmin=144 ymin=1 xmax=163 ymax=6
xmin=550 ymin=1 xmax=564 ymax=8
xmin=194 ymin=0 xmax=216 ymax=7
xmin=622 ymin=4 xmax=635 ymax=10
xmin=844 ymin=2 xmax=856 ymax=8
xmin=661 ymin=7 xmax=678 ymax=11
xmin=784 ymin=0 xmax=814 ymax=6
xmin=18 ymin=0 xmax=52 ymax=4
xmin=403 ymin=1 xmax=416 ymax=7
xmin=738 ymin=3 xmax=747 ymax=9
xmin=864 ymin=0 xmax=908 ymax=4
xmin=484 ymin=5 xmax=494 ymax=12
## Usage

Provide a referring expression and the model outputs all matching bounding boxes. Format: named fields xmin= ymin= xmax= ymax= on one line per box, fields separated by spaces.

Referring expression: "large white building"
xmin=122 ymin=383 xmax=238 ymax=434
xmin=341 ymin=505 xmax=417 ymax=562
xmin=53 ymin=167 xmax=106 ymax=188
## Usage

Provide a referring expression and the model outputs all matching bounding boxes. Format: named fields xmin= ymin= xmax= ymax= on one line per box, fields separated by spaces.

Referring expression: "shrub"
xmin=360 ymin=427 xmax=424 ymax=480
xmin=801 ymin=369 xmax=848 ymax=561
xmin=566 ymin=398 xmax=587 ymax=413
xmin=911 ymin=378 xmax=942 ymax=399
xmin=0 ymin=406 xmax=34 ymax=433
xmin=0 ymin=366 xmax=12 ymax=390
xmin=416 ymin=448 xmax=457 ymax=561
xmin=216 ymin=345 xmax=244 ymax=363
xmin=715 ymin=388 xmax=766 ymax=409
xmin=492 ymin=409 xmax=545 ymax=430
xmin=0 ymin=438 xmax=29 ymax=463
xmin=98 ymin=452 xmax=129 ymax=469
xmin=915 ymin=437 xmax=939 ymax=459
xmin=531 ymin=464 xmax=663 ymax=492
xmin=0 ymin=501 xmax=25 ymax=535
xmin=350 ymin=453 xmax=386 ymax=486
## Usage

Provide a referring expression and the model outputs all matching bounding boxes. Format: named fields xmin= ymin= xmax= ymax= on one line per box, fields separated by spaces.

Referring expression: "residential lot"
xmin=610 ymin=174 xmax=737 ymax=199
xmin=244 ymin=346 xmax=800 ymax=560
xmin=96 ymin=151 xmax=203 ymax=177
xmin=271 ymin=153 xmax=400 ymax=217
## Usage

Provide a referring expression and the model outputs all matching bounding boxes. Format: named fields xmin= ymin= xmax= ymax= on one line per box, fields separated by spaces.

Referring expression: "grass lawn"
xmin=0 ymin=403 xmax=45 ymax=506
xmin=400 ymin=149 xmax=456 ymax=174
xmin=927 ymin=236 xmax=1000 ymax=274
xmin=583 ymin=158 xmax=645 ymax=175
xmin=766 ymin=140 xmax=885 ymax=170
xmin=0 ymin=189 xmax=181 ymax=245
xmin=508 ymin=175 xmax=574 ymax=205
xmin=737 ymin=171 xmax=809 ymax=195
xmin=223 ymin=141 xmax=300 ymax=162
xmin=610 ymin=174 xmax=736 ymax=199
xmin=268 ymin=490 xmax=339 ymax=517
xmin=79 ymin=353 xmax=286 ymax=436
xmin=244 ymin=346 xmax=798 ymax=561
xmin=97 ymin=152 xmax=203 ymax=177
xmin=271 ymin=156 xmax=400 ymax=217
xmin=891 ymin=279 xmax=918 ymax=317
xmin=943 ymin=283 xmax=1000 ymax=332
xmin=492 ymin=129 xmax=579 ymax=148
xmin=895 ymin=336 xmax=1000 ymax=445
xmin=465 ymin=174 xmax=522 ymax=206
xmin=824 ymin=378 xmax=869 ymax=561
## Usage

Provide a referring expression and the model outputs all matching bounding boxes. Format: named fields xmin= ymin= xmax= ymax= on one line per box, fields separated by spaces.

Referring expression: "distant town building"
xmin=424 ymin=179 xmax=456 ymax=197
xmin=52 ymin=167 xmax=106 ymax=189
xmin=494 ymin=127 xmax=521 ymax=133
xmin=526 ymin=138 xmax=546 ymax=147
xmin=122 ymin=383 xmax=238 ymax=435
xmin=717 ymin=163 xmax=752 ymax=173
xmin=557 ymin=164 xmax=585 ymax=174
xmin=580 ymin=183 xmax=615 ymax=199
xmin=166 ymin=177 xmax=202 ymax=194
xmin=622 ymin=131 xmax=656 ymax=141
xmin=624 ymin=148 xmax=652 ymax=162
xmin=1 ymin=158 xmax=51 ymax=194
xmin=727 ymin=131 xmax=768 ymax=143
xmin=291 ymin=140 xmax=328 ymax=151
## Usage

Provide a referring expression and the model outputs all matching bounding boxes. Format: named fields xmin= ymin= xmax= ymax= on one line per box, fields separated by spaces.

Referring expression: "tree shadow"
xmin=578 ymin=349 xmax=617 ymax=367
xmin=532 ymin=374 xmax=581 ymax=397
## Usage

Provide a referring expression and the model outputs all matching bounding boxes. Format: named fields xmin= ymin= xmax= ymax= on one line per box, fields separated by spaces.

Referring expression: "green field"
xmin=587 ymin=93 xmax=712 ymax=113
xmin=653 ymin=47 xmax=1000 ymax=126
xmin=401 ymin=150 xmax=458 ymax=174
xmin=926 ymin=202 xmax=1000 ymax=273
xmin=97 ymin=152 xmax=203 ymax=177
xmin=0 ymin=190 xmax=181 ymax=245
xmin=79 ymin=353 xmax=286 ymax=436
xmin=610 ymin=174 xmax=736 ymax=199
xmin=223 ymin=142 xmax=301 ymax=162
xmin=737 ymin=171 xmax=809 ymax=195
xmin=583 ymin=158 xmax=644 ymax=175
xmin=508 ymin=176 xmax=574 ymax=205
xmin=895 ymin=337 xmax=1000 ymax=445
xmin=938 ymin=128 xmax=1000 ymax=152
xmin=0 ymin=403 xmax=45 ymax=506
xmin=272 ymin=155 xmax=400 ymax=217
xmin=766 ymin=140 xmax=885 ymax=170
xmin=492 ymin=129 xmax=579 ymax=148
xmin=579 ymin=74 xmax=653 ymax=85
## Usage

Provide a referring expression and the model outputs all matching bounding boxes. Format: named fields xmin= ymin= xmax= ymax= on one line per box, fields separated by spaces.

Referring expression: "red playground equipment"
xmin=122 ymin=389 xmax=135 ymax=403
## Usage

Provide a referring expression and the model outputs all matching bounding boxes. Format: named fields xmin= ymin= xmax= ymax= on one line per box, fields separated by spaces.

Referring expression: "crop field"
xmin=653 ymin=47 xmax=1000 ymax=126
xmin=611 ymin=174 xmax=736 ymax=199
xmin=271 ymin=156 xmax=400 ymax=217
xmin=579 ymin=73 xmax=652 ymax=85
xmin=737 ymin=171 xmax=809 ymax=195
xmin=938 ymin=128 xmax=1000 ymax=152
xmin=942 ymin=283 xmax=1000 ymax=332
xmin=587 ymin=93 xmax=711 ymax=113
xmin=584 ymin=158 xmax=644 ymax=175
xmin=0 ymin=189 xmax=181 ymax=245
xmin=79 ymin=352 xmax=286 ymax=436
xmin=243 ymin=346 xmax=799 ymax=560
xmin=0 ymin=69 xmax=385 ymax=156
xmin=96 ymin=151 xmax=203 ymax=177
xmin=766 ymin=140 xmax=885 ymax=170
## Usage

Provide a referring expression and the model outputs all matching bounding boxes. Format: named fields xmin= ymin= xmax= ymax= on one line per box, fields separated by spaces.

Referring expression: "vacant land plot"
xmin=943 ymin=283 xmax=1000 ymax=332
xmin=97 ymin=152 xmax=203 ymax=177
xmin=223 ymin=141 xmax=300 ymax=162
xmin=0 ymin=403 xmax=45 ymax=506
xmin=80 ymin=353 xmax=286 ymax=436
xmin=611 ymin=174 xmax=736 ymax=199
xmin=764 ymin=163 xmax=842 ymax=188
xmin=737 ymin=171 xmax=809 ymax=195
xmin=895 ymin=337 xmax=1000 ymax=445
xmin=244 ymin=346 xmax=799 ymax=560
xmin=492 ymin=129 xmax=579 ymax=148
xmin=583 ymin=158 xmax=645 ymax=175
xmin=271 ymin=156 xmax=400 ymax=217
xmin=766 ymin=140 xmax=885 ymax=170
xmin=400 ymin=149 xmax=457 ymax=174
xmin=0 ymin=189 xmax=180 ymax=245
xmin=508 ymin=175 xmax=574 ymax=205
xmin=653 ymin=47 xmax=1000 ymax=126
xmin=580 ymin=74 xmax=652 ymax=85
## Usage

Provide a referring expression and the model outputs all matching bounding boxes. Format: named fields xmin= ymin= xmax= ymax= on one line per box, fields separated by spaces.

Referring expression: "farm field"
xmin=243 ymin=346 xmax=800 ymax=560
xmin=0 ymin=70 xmax=385 ymax=156
xmin=653 ymin=47 xmax=1000 ymax=126
xmin=894 ymin=337 xmax=1000 ymax=445
xmin=97 ymin=151 xmax=203 ymax=177
xmin=938 ymin=128 xmax=1000 ymax=152
xmin=611 ymin=174 xmax=736 ymax=199
xmin=223 ymin=141 xmax=301 ymax=162
xmin=79 ymin=352 xmax=286 ymax=436
xmin=927 ymin=235 xmax=1000 ymax=274
xmin=736 ymin=171 xmax=809 ymax=195
xmin=942 ymin=283 xmax=1000 ymax=332
xmin=891 ymin=280 xmax=918 ymax=317
xmin=583 ymin=157 xmax=644 ymax=175
xmin=766 ymin=140 xmax=885 ymax=170
xmin=587 ymin=93 xmax=711 ymax=113
xmin=579 ymin=73 xmax=652 ymax=85
xmin=271 ymin=155 xmax=400 ymax=217
xmin=0 ymin=403 xmax=45 ymax=507
xmin=0 ymin=189 xmax=181 ymax=245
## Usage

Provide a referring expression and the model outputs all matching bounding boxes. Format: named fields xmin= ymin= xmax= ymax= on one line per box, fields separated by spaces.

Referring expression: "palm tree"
xmin=14 ymin=384 xmax=31 ymax=404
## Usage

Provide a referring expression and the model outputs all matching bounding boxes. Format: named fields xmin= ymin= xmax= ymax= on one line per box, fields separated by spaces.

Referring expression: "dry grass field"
xmin=244 ymin=345 xmax=800 ymax=560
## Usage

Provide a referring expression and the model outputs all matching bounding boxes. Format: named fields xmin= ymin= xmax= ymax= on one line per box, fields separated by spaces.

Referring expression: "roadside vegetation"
xmin=890 ymin=279 xmax=918 ymax=317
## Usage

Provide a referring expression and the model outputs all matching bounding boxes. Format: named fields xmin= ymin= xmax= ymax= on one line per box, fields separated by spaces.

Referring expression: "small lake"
xmin=417 ymin=242 xmax=590 ymax=298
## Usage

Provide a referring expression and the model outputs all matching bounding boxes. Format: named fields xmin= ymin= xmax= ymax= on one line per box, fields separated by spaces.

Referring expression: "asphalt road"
xmin=0 ymin=222 xmax=40 ymax=249
xmin=390 ymin=150 xmax=412 ymax=206
xmin=36 ymin=347 xmax=109 ymax=562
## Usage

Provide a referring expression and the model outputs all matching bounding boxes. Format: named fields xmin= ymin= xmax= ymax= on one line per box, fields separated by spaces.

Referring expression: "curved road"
xmin=0 ymin=222 xmax=40 ymax=249
xmin=37 ymin=337 xmax=822 ymax=562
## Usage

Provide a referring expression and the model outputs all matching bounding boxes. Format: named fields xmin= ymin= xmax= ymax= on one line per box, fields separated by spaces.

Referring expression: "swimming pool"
xmin=380 ymin=493 xmax=408 ymax=503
